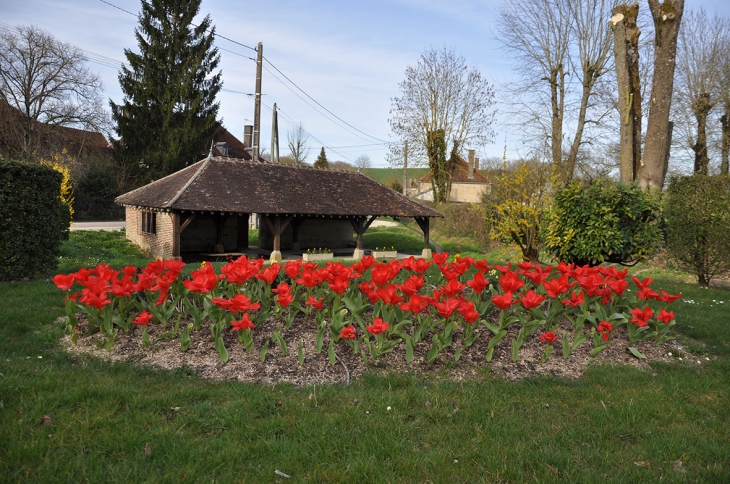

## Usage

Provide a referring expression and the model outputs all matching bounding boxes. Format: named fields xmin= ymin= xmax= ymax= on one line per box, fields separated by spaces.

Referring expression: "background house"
xmin=409 ymin=150 xmax=491 ymax=203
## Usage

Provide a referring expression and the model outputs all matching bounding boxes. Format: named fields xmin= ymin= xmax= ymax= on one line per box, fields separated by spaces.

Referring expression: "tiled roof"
xmin=116 ymin=156 xmax=443 ymax=218
xmin=206 ymin=125 xmax=252 ymax=160
xmin=418 ymin=154 xmax=491 ymax=183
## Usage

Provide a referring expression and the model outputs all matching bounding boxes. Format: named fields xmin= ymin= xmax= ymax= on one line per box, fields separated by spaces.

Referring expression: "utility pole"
xmin=270 ymin=102 xmax=279 ymax=163
xmin=253 ymin=42 xmax=263 ymax=162
xmin=402 ymin=140 xmax=408 ymax=196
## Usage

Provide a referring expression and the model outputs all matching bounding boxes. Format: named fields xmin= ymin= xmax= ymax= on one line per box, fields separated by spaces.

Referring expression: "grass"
xmin=361 ymin=167 xmax=429 ymax=186
xmin=1 ymin=231 xmax=729 ymax=482
xmin=362 ymin=225 xmax=435 ymax=254
xmin=58 ymin=229 xmax=150 ymax=273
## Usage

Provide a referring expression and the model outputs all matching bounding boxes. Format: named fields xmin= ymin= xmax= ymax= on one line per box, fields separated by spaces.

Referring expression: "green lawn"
xmin=361 ymin=167 xmax=429 ymax=186
xmin=1 ymin=231 xmax=729 ymax=482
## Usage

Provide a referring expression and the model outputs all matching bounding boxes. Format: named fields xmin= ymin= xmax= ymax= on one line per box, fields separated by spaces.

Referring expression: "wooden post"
xmin=263 ymin=215 xmax=292 ymax=263
xmin=402 ymin=140 xmax=408 ymax=195
xmin=414 ymin=217 xmax=432 ymax=260
xmin=253 ymin=42 xmax=263 ymax=162
xmin=171 ymin=212 xmax=180 ymax=259
xmin=349 ymin=216 xmax=377 ymax=259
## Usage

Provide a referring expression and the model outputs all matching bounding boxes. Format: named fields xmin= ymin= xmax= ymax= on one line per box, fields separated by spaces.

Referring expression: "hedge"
xmin=0 ymin=160 xmax=68 ymax=280
xmin=664 ymin=174 xmax=730 ymax=287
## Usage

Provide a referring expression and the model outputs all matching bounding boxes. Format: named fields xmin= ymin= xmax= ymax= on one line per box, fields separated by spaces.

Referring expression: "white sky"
xmin=2 ymin=0 xmax=730 ymax=167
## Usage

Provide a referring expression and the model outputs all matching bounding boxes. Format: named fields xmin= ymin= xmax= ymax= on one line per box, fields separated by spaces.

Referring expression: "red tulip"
xmin=540 ymin=332 xmax=558 ymax=344
xmin=492 ymin=291 xmax=515 ymax=310
xmin=340 ymin=326 xmax=356 ymax=339
xmin=231 ymin=313 xmax=256 ymax=331
xmin=366 ymin=317 xmax=389 ymax=335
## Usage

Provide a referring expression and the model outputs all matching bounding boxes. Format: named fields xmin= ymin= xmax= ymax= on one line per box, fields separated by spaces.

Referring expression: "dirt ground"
xmin=60 ymin=311 xmax=698 ymax=385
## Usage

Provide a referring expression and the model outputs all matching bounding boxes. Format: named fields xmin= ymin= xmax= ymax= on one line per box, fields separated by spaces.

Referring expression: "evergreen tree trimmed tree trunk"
xmin=110 ymin=0 xmax=222 ymax=184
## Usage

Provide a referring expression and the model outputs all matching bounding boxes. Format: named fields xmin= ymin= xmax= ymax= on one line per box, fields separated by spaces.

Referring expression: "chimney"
xmin=244 ymin=125 xmax=253 ymax=148
xmin=467 ymin=149 xmax=475 ymax=179
xmin=475 ymin=157 xmax=480 ymax=173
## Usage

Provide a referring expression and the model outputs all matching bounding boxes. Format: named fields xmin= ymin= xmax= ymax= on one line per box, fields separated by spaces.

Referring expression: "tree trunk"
xmin=549 ymin=65 xmax=565 ymax=177
xmin=427 ymin=129 xmax=448 ymax=202
xmin=640 ymin=0 xmax=684 ymax=190
xmin=721 ymin=108 xmax=730 ymax=175
xmin=691 ymin=92 xmax=712 ymax=175
xmin=611 ymin=3 xmax=642 ymax=183
xmin=564 ymin=72 xmax=595 ymax=183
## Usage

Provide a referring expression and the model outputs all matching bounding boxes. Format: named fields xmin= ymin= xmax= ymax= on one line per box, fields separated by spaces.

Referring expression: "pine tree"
xmin=110 ymin=0 xmax=222 ymax=184
xmin=313 ymin=147 xmax=329 ymax=169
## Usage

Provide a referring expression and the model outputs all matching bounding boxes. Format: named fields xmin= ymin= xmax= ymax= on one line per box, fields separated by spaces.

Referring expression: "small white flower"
xmin=454 ymin=460 xmax=459 ymax=463
xmin=706 ymin=357 xmax=710 ymax=361
xmin=697 ymin=360 xmax=701 ymax=364
xmin=678 ymin=357 xmax=683 ymax=361
xmin=366 ymin=411 xmax=369 ymax=414
xmin=667 ymin=352 xmax=672 ymax=356
xmin=387 ymin=406 xmax=392 ymax=411
xmin=38 ymin=356 xmax=42 ymax=359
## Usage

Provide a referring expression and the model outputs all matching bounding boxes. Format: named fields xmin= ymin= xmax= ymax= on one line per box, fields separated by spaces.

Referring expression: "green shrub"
xmin=664 ymin=174 xmax=730 ymax=287
xmin=433 ymin=202 xmax=492 ymax=250
xmin=74 ymin=162 xmax=124 ymax=220
xmin=0 ymin=160 xmax=68 ymax=280
xmin=544 ymin=180 xmax=663 ymax=266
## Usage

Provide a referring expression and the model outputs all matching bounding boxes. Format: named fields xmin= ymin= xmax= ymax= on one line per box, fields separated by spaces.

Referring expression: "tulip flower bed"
xmin=53 ymin=253 xmax=683 ymax=380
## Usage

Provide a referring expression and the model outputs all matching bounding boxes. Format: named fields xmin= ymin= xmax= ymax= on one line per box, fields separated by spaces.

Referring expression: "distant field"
xmin=361 ymin=167 xmax=429 ymax=185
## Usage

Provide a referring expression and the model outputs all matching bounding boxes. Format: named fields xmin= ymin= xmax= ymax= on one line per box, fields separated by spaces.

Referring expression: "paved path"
xmin=70 ymin=221 xmax=125 ymax=231
xmin=370 ymin=220 xmax=399 ymax=228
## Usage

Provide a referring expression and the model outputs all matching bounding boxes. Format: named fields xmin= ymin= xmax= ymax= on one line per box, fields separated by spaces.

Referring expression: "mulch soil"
xmin=60 ymin=312 xmax=695 ymax=385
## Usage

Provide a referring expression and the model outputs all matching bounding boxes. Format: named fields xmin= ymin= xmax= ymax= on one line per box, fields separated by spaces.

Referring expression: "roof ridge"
xmin=166 ymin=157 xmax=212 ymax=207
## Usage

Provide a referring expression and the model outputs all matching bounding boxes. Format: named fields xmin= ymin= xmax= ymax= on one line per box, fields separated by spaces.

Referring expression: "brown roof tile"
xmin=418 ymin=154 xmax=491 ymax=183
xmin=116 ymin=157 xmax=443 ymax=218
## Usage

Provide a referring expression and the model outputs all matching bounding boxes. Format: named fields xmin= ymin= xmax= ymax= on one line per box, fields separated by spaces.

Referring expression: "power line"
xmin=263 ymin=55 xmax=388 ymax=144
xmin=97 ymin=0 xmax=257 ymax=52
xmin=98 ymin=0 xmax=136 ymax=17
xmin=0 ymin=22 xmax=123 ymax=69
xmin=262 ymin=101 xmax=357 ymax=163
xmin=221 ymin=88 xmax=254 ymax=96
xmin=262 ymin=63 xmax=379 ymax=145
xmin=94 ymin=0 xmax=388 ymax=150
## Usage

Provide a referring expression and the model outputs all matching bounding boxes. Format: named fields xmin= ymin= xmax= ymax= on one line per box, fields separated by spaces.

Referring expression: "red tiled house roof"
xmin=417 ymin=153 xmax=491 ymax=183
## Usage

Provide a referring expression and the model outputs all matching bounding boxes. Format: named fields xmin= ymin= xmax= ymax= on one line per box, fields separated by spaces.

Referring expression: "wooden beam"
xmin=349 ymin=216 xmax=378 ymax=251
xmin=414 ymin=217 xmax=430 ymax=249
xmin=179 ymin=213 xmax=197 ymax=233
xmin=171 ymin=212 xmax=181 ymax=259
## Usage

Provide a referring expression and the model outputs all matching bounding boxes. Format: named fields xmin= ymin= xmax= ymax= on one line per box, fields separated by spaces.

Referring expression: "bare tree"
xmin=638 ymin=0 xmax=685 ymax=189
xmin=286 ymin=122 xmax=310 ymax=166
xmin=497 ymin=0 xmax=616 ymax=183
xmin=388 ymin=47 xmax=496 ymax=172
xmin=354 ymin=154 xmax=372 ymax=171
xmin=0 ymin=25 xmax=106 ymax=161
xmin=717 ymin=19 xmax=730 ymax=175
xmin=673 ymin=8 xmax=727 ymax=175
